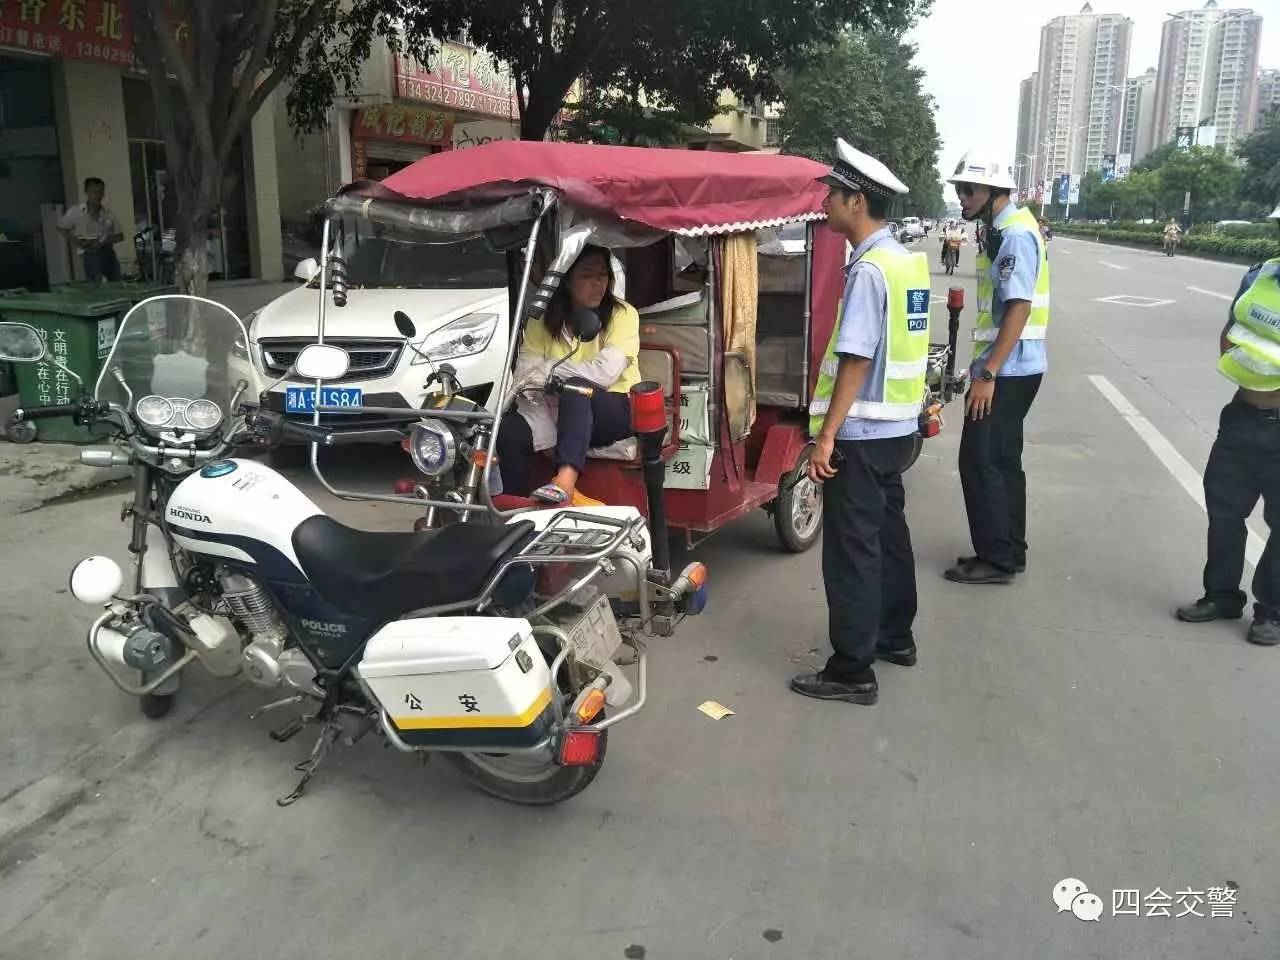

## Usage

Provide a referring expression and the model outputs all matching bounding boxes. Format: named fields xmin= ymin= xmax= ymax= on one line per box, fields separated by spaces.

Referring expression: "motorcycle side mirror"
xmin=294 ymin=257 xmax=320 ymax=284
xmin=393 ymin=310 xmax=417 ymax=339
xmin=295 ymin=343 xmax=350 ymax=381
xmin=0 ymin=321 xmax=47 ymax=363
xmin=572 ymin=307 xmax=602 ymax=343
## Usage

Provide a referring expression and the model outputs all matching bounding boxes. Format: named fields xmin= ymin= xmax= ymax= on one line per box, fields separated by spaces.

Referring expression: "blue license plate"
xmin=285 ymin=386 xmax=363 ymax=413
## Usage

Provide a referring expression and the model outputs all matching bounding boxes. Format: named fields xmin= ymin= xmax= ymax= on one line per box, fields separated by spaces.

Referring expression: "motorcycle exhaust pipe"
xmin=629 ymin=381 xmax=670 ymax=579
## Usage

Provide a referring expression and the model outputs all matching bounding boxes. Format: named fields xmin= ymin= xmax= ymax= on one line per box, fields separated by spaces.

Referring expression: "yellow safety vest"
xmin=809 ymin=245 xmax=931 ymax=438
xmin=1219 ymin=259 xmax=1280 ymax=391
xmin=975 ymin=206 xmax=1050 ymax=346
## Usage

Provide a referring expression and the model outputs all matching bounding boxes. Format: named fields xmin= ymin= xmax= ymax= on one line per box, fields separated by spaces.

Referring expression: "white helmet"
xmin=1269 ymin=203 xmax=1280 ymax=220
xmin=947 ymin=150 xmax=1017 ymax=191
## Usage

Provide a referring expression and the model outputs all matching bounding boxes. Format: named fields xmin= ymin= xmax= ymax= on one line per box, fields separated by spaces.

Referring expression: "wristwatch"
xmin=978 ymin=368 xmax=996 ymax=383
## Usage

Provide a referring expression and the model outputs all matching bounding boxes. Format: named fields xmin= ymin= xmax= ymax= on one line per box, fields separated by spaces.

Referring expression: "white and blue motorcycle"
xmin=0 ymin=296 xmax=707 ymax=806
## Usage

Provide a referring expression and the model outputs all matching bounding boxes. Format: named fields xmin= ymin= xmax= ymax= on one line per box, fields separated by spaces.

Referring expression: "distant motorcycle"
xmin=1163 ymin=233 xmax=1179 ymax=257
xmin=943 ymin=237 xmax=962 ymax=275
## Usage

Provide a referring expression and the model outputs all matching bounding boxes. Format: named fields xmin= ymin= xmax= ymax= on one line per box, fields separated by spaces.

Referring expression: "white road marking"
xmin=1089 ymin=374 xmax=1263 ymax=568
xmin=1094 ymin=295 xmax=1174 ymax=308
xmin=1187 ymin=286 xmax=1232 ymax=301
xmin=1098 ymin=260 xmax=1127 ymax=270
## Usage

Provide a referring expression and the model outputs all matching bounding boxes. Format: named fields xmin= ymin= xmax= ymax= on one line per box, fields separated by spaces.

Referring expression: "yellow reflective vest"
xmin=975 ymin=206 xmax=1050 ymax=345
xmin=1219 ymin=259 xmax=1280 ymax=391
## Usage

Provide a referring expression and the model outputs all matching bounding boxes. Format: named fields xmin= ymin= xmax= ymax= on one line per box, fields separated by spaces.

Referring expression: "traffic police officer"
xmin=1177 ymin=204 xmax=1280 ymax=646
xmin=944 ymin=149 xmax=1050 ymax=585
xmin=790 ymin=140 xmax=929 ymax=706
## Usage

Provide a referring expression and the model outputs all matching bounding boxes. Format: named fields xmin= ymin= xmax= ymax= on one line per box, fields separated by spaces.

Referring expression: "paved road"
xmin=1 ymin=238 xmax=1277 ymax=959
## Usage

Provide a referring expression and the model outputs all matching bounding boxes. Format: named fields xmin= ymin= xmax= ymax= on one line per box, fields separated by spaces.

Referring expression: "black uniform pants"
xmin=1202 ymin=398 xmax=1280 ymax=619
xmin=822 ymin=435 xmax=918 ymax=679
xmin=958 ymin=374 xmax=1043 ymax=572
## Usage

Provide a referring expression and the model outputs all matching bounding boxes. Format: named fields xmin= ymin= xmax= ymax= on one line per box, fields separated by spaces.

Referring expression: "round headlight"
xmin=409 ymin=418 xmax=457 ymax=477
xmin=184 ymin=398 xmax=224 ymax=431
xmin=135 ymin=395 xmax=174 ymax=428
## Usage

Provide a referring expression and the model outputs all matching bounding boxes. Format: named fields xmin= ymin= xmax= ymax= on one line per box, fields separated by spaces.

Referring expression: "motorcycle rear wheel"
xmin=447 ymin=729 xmax=608 ymax=805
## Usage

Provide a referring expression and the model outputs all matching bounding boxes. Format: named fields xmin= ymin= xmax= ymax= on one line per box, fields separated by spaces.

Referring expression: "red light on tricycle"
xmin=393 ymin=479 xmax=416 ymax=495
xmin=630 ymin=381 xmax=666 ymax=435
xmin=922 ymin=418 xmax=941 ymax=438
xmin=947 ymin=287 xmax=964 ymax=310
xmin=559 ymin=729 xmax=602 ymax=767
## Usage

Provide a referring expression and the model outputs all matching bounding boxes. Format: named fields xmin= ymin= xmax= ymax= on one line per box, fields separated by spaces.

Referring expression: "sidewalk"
xmin=0 ymin=280 xmax=295 ymax=516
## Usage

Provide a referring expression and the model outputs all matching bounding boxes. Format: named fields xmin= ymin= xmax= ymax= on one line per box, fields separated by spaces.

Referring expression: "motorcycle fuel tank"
xmin=165 ymin=458 xmax=322 ymax=580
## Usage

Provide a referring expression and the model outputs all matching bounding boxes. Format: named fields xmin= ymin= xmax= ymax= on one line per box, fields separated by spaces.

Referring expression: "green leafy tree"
xmin=778 ymin=31 xmax=941 ymax=218
xmin=1237 ymin=108 xmax=1280 ymax=210
xmin=415 ymin=0 xmax=931 ymax=142
xmin=1154 ymin=145 xmax=1242 ymax=222
xmin=133 ymin=0 xmax=432 ymax=294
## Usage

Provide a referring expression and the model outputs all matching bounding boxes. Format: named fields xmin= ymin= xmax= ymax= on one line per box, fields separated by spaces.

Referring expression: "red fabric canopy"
xmin=365 ymin=141 xmax=831 ymax=235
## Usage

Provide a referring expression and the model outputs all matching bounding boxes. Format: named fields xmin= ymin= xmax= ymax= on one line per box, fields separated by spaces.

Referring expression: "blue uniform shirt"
xmin=833 ymin=226 xmax=918 ymax=441
xmin=1229 ymin=263 xmax=1263 ymax=319
xmin=974 ymin=203 xmax=1048 ymax=378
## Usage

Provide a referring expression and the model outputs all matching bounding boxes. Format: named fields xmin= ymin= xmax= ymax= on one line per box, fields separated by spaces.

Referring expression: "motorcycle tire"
xmin=447 ymin=724 xmax=608 ymax=805
xmin=140 ymin=693 xmax=175 ymax=719
xmin=774 ymin=452 xmax=823 ymax=553
xmin=902 ymin=431 xmax=924 ymax=473
xmin=5 ymin=415 xmax=36 ymax=444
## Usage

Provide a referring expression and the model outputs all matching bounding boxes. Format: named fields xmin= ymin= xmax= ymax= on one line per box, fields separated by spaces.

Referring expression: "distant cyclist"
xmin=1163 ymin=218 xmax=1182 ymax=257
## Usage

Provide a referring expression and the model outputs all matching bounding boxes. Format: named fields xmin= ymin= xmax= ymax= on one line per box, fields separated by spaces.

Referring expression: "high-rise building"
xmin=1015 ymin=74 xmax=1039 ymax=196
xmin=1152 ymin=2 xmax=1263 ymax=152
xmin=1120 ymin=68 xmax=1159 ymax=164
xmin=1028 ymin=4 xmax=1133 ymax=188
xmin=1257 ymin=68 xmax=1280 ymax=130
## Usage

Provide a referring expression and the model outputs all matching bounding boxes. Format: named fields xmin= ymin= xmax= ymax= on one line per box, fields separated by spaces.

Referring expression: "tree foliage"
xmin=413 ymin=0 xmax=931 ymax=142
xmin=1237 ymin=108 xmax=1280 ymax=210
xmin=133 ymin=0 xmax=431 ymax=294
xmin=778 ymin=31 xmax=944 ymax=217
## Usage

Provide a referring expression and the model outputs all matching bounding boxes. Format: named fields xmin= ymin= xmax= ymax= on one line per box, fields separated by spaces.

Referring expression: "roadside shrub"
xmin=1051 ymin=222 xmax=1279 ymax=261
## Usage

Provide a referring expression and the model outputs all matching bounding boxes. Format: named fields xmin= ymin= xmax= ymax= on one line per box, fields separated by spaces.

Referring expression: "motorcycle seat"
xmin=291 ymin=517 xmax=536 ymax=622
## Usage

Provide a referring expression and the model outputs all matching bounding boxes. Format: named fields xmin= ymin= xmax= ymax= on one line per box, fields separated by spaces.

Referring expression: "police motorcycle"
xmin=0 ymin=293 xmax=708 ymax=807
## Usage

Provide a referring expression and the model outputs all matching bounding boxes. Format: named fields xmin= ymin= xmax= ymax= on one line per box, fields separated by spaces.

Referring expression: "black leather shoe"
xmin=957 ymin=554 xmax=1025 ymax=573
xmin=876 ymin=638 xmax=918 ymax=666
xmin=1175 ymin=597 xmax=1244 ymax=623
xmin=790 ymin=668 xmax=878 ymax=704
xmin=944 ymin=558 xmax=1014 ymax=584
xmin=1246 ymin=618 xmax=1280 ymax=646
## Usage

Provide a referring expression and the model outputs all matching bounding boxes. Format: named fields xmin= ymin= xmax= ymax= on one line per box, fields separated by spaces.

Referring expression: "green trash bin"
xmin=0 ymin=289 xmax=130 ymax=443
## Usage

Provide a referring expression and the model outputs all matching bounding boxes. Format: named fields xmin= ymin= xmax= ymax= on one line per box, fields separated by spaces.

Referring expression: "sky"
xmin=907 ymin=0 xmax=1280 ymax=184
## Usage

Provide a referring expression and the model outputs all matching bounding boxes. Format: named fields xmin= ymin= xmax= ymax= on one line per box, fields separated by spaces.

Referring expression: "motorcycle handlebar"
xmin=14 ymin=403 xmax=82 ymax=421
xmin=279 ymin=419 xmax=336 ymax=445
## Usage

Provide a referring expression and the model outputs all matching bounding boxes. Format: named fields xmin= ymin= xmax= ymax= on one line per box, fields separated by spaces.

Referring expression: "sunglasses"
xmin=955 ymin=184 xmax=980 ymax=198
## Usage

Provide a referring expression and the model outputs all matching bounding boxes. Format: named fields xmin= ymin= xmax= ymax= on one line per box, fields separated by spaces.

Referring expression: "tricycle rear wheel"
xmin=774 ymin=447 xmax=823 ymax=553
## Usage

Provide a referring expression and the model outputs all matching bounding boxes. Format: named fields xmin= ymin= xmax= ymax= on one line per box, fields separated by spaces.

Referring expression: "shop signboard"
xmin=352 ymin=104 xmax=454 ymax=146
xmin=0 ymin=0 xmax=134 ymax=65
xmin=394 ymin=40 xmax=517 ymax=120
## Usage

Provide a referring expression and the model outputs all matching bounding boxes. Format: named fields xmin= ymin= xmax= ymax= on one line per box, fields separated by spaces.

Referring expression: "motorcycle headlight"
xmin=411 ymin=312 xmax=499 ymax=364
xmin=409 ymin=418 xmax=457 ymax=476
xmin=136 ymin=395 xmax=175 ymax=429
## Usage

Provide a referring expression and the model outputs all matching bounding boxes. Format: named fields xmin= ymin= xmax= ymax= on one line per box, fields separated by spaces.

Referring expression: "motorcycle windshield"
xmin=95 ymin=296 xmax=257 ymax=421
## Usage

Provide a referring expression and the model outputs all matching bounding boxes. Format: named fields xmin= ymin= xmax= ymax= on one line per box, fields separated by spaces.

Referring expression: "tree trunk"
xmin=172 ymin=165 xmax=220 ymax=297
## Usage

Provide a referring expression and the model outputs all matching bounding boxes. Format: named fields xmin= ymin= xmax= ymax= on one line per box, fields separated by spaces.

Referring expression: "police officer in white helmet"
xmin=790 ymin=139 xmax=929 ymax=706
xmin=944 ymin=150 xmax=1051 ymax=585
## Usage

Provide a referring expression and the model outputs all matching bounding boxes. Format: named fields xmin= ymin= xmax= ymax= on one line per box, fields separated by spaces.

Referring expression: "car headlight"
xmin=408 ymin=418 xmax=457 ymax=476
xmin=136 ymin=395 xmax=175 ymax=429
xmin=411 ymin=312 xmax=499 ymax=364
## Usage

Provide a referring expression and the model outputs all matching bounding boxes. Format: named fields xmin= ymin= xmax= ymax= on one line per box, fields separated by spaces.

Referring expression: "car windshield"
xmin=323 ymin=227 xmax=507 ymax=290
xmin=95 ymin=296 xmax=257 ymax=421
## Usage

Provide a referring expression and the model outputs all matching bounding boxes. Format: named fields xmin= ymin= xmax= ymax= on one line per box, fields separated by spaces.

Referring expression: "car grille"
xmin=259 ymin=338 xmax=403 ymax=382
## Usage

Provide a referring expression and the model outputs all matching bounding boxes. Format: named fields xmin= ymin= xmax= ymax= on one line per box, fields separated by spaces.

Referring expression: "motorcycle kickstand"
xmin=249 ymin=694 xmax=305 ymax=721
xmin=277 ymin=721 xmax=342 ymax=807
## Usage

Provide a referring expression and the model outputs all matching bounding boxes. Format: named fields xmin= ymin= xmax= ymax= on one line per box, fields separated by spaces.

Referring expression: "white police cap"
xmin=817 ymin=138 xmax=910 ymax=197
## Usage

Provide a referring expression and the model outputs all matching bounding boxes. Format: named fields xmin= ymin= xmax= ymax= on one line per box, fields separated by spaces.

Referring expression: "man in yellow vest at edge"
xmin=944 ymin=149 xmax=1050 ymax=585
xmin=1176 ymin=204 xmax=1280 ymax=647
xmin=790 ymin=139 xmax=929 ymax=707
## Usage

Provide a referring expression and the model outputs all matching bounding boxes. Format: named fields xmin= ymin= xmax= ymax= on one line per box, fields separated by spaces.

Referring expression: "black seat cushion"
xmin=291 ymin=517 xmax=535 ymax=622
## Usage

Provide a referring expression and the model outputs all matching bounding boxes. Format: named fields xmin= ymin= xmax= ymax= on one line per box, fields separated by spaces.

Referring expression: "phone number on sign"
xmin=398 ymin=78 xmax=512 ymax=117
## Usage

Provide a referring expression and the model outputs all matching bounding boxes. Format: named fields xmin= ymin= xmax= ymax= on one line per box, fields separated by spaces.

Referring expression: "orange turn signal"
xmin=575 ymin=687 xmax=607 ymax=724
xmin=472 ymin=449 xmax=491 ymax=468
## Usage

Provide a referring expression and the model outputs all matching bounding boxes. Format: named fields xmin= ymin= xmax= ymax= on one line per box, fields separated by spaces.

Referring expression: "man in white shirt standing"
xmin=58 ymin=177 xmax=124 ymax=283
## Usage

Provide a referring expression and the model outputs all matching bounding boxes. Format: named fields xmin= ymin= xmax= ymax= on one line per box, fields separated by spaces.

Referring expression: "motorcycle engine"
xmin=220 ymin=571 xmax=313 ymax=691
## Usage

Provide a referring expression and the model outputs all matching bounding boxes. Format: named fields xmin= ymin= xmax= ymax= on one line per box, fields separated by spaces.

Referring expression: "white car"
xmin=247 ymin=232 xmax=510 ymax=434
xmin=899 ymin=217 xmax=925 ymax=241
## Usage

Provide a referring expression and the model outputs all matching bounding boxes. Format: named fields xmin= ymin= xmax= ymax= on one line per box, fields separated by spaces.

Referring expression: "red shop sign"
xmin=352 ymin=104 xmax=453 ymax=146
xmin=0 ymin=0 xmax=134 ymax=66
xmin=393 ymin=42 xmax=516 ymax=120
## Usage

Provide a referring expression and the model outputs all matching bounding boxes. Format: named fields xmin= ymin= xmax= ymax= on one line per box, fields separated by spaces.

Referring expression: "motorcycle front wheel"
xmin=447 ymin=730 xmax=608 ymax=805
